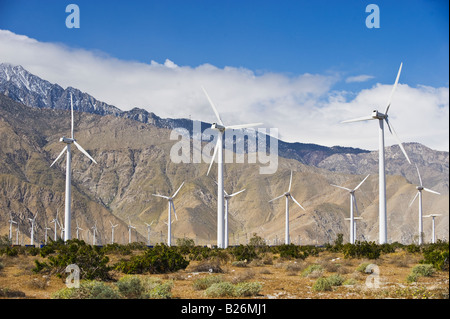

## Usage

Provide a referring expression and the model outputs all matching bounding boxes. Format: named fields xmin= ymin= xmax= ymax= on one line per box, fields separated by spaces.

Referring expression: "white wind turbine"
xmin=92 ymin=221 xmax=98 ymax=245
xmin=127 ymin=217 xmax=135 ymax=244
xmin=331 ymin=174 xmax=370 ymax=244
xmin=8 ymin=213 xmax=17 ymax=242
xmin=202 ymin=87 xmax=263 ymax=248
xmin=409 ymin=164 xmax=440 ymax=245
xmin=424 ymin=214 xmax=442 ymax=244
xmin=109 ymin=221 xmax=118 ymax=244
xmin=28 ymin=212 xmax=38 ymax=246
xmin=268 ymin=171 xmax=306 ymax=245
xmin=152 ymin=182 xmax=184 ymax=247
xmin=217 ymin=182 xmax=246 ymax=249
xmin=50 ymin=93 xmax=97 ymax=242
xmin=44 ymin=223 xmax=51 ymax=245
xmin=50 ymin=212 xmax=59 ymax=241
xmin=344 ymin=216 xmax=363 ymax=243
xmin=342 ymin=62 xmax=411 ymax=244
xmin=75 ymin=220 xmax=83 ymax=240
xmin=144 ymin=221 xmax=154 ymax=246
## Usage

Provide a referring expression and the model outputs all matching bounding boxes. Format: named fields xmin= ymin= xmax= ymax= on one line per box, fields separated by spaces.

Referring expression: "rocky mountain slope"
xmin=0 ymin=92 xmax=448 ymax=246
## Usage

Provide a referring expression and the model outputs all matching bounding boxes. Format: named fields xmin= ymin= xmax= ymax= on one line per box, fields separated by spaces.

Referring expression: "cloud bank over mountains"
xmin=0 ymin=29 xmax=448 ymax=151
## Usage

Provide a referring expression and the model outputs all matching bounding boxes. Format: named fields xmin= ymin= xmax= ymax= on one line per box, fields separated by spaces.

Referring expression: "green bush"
xmin=301 ymin=264 xmax=323 ymax=277
xmin=52 ymin=280 xmax=121 ymax=299
xmin=114 ymin=244 xmax=189 ymax=274
xmin=233 ymin=282 xmax=262 ymax=297
xmin=312 ymin=277 xmax=332 ymax=292
xmin=32 ymin=239 xmax=111 ymax=281
xmin=420 ymin=241 xmax=449 ymax=271
xmin=229 ymin=245 xmax=258 ymax=262
xmin=276 ymin=244 xmax=308 ymax=260
xmin=204 ymin=281 xmax=235 ymax=297
xmin=116 ymin=276 xmax=145 ymax=299
xmin=326 ymin=274 xmax=345 ymax=286
xmin=406 ymin=264 xmax=435 ymax=283
xmin=342 ymin=241 xmax=381 ymax=259
xmin=192 ymin=275 xmax=224 ymax=290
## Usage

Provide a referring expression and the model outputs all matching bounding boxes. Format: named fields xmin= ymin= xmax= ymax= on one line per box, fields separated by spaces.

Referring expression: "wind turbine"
xmin=217 ymin=183 xmax=245 ymax=249
xmin=144 ymin=221 xmax=154 ymax=246
xmin=152 ymin=182 xmax=184 ymax=247
xmin=28 ymin=212 xmax=38 ymax=246
xmin=44 ymin=224 xmax=51 ymax=245
xmin=127 ymin=217 xmax=135 ymax=244
xmin=344 ymin=216 xmax=363 ymax=243
xmin=8 ymin=212 xmax=17 ymax=242
xmin=202 ymin=86 xmax=263 ymax=248
xmin=409 ymin=164 xmax=440 ymax=245
xmin=341 ymin=62 xmax=411 ymax=244
xmin=50 ymin=212 xmax=59 ymax=241
xmin=424 ymin=214 xmax=442 ymax=244
xmin=331 ymin=174 xmax=370 ymax=244
xmin=50 ymin=93 xmax=97 ymax=242
xmin=109 ymin=221 xmax=118 ymax=244
xmin=268 ymin=171 xmax=306 ymax=245
xmin=92 ymin=221 xmax=98 ymax=245
xmin=75 ymin=220 xmax=83 ymax=240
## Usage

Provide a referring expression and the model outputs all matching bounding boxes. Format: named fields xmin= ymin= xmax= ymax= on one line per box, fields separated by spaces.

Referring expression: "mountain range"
xmin=0 ymin=62 xmax=448 ymax=245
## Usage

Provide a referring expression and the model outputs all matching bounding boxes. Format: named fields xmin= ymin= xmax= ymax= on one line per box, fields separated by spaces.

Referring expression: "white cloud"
xmin=345 ymin=74 xmax=375 ymax=83
xmin=0 ymin=29 xmax=448 ymax=152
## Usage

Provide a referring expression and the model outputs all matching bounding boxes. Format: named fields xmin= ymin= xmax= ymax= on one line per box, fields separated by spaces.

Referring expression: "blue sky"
xmin=0 ymin=0 xmax=449 ymax=151
xmin=1 ymin=0 xmax=448 ymax=88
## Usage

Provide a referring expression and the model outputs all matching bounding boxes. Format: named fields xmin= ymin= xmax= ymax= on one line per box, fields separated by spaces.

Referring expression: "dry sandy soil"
xmin=0 ymin=249 xmax=448 ymax=300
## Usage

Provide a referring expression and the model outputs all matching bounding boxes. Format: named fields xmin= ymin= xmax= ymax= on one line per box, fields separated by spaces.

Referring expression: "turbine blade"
xmin=384 ymin=118 xmax=411 ymax=164
xmin=409 ymin=191 xmax=419 ymax=207
xmin=171 ymin=201 xmax=178 ymax=221
xmin=290 ymin=195 xmax=306 ymax=211
xmin=330 ymin=184 xmax=352 ymax=192
xmin=288 ymin=170 xmax=293 ymax=192
xmin=73 ymin=141 xmax=98 ymax=164
xmin=50 ymin=146 xmax=68 ymax=167
xmin=201 ymin=86 xmax=224 ymax=125
xmin=423 ymin=188 xmax=440 ymax=195
xmin=207 ymin=139 xmax=220 ymax=176
xmin=268 ymin=194 xmax=285 ymax=203
xmin=353 ymin=174 xmax=370 ymax=191
xmin=414 ymin=164 xmax=423 ymax=187
xmin=152 ymin=194 xmax=170 ymax=199
xmin=226 ymin=123 xmax=263 ymax=130
xmin=172 ymin=182 xmax=185 ymax=198
xmin=70 ymin=93 xmax=74 ymax=139
xmin=229 ymin=189 xmax=246 ymax=197
xmin=385 ymin=62 xmax=403 ymax=115
xmin=341 ymin=115 xmax=375 ymax=123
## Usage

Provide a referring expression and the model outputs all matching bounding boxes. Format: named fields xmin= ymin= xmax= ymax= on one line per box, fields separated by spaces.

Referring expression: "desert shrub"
xmin=145 ymin=280 xmax=173 ymax=299
xmin=2 ymin=246 xmax=18 ymax=257
xmin=100 ymin=243 xmax=132 ymax=256
xmin=342 ymin=278 xmax=358 ymax=286
xmin=52 ymin=280 xmax=120 ymax=299
xmin=192 ymin=275 xmax=224 ymax=290
xmin=231 ymin=260 xmax=248 ymax=267
xmin=301 ymin=264 xmax=324 ymax=278
xmin=233 ymin=282 xmax=262 ymax=297
xmin=204 ymin=281 xmax=235 ymax=297
xmin=0 ymin=287 xmax=26 ymax=298
xmin=406 ymin=264 xmax=435 ymax=283
xmin=406 ymin=244 xmax=421 ymax=254
xmin=116 ymin=275 xmax=145 ymax=299
xmin=312 ymin=277 xmax=332 ymax=292
xmin=229 ymin=244 xmax=258 ymax=262
xmin=356 ymin=262 xmax=371 ymax=273
xmin=276 ymin=244 xmax=308 ymax=260
xmin=342 ymin=241 xmax=381 ymax=259
xmin=32 ymin=239 xmax=111 ymax=281
xmin=326 ymin=274 xmax=345 ymax=286
xmin=114 ymin=244 xmax=189 ymax=274
xmin=420 ymin=241 xmax=449 ymax=271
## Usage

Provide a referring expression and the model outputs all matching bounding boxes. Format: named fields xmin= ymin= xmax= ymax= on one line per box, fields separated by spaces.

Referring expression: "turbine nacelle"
xmin=60 ymin=136 xmax=75 ymax=144
xmin=417 ymin=186 xmax=424 ymax=191
xmin=211 ymin=123 xmax=226 ymax=131
xmin=372 ymin=110 xmax=387 ymax=120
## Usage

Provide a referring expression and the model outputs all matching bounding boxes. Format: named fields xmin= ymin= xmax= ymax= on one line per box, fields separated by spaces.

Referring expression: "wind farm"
xmin=0 ymin=1 xmax=448 ymax=301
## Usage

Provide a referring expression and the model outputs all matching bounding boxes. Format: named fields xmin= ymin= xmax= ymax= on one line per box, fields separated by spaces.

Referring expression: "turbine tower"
xmin=331 ymin=174 xmax=370 ymax=244
xmin=75 ymin=220 xmax=83 ymax=240
xmin=127 ymin=217 xmax=135 ymax=244
xmin=344 ymin=216 xmax=363 ymax=243
xmin=342 ymin=63 xmax=411 ymax=244
xmin=50 ymin=212 xmax=59 ymax=241
xmin=109 ymin=221 xmax=118 ymax=244
xmin=409 ymin=164 xmax=440 ymax=245
xmin=152 ymin=182 xmax=184 ymax=247
xmin=50 ymin=93 xmax=97 ymax=242
xmin=268 ymin=171 xmax=306 ymax=245
xmin=28 ymin=212 xmax=38 ymax=246
xmin=92 ymin=221 xmax=98 ymax=245
xmin=8 ymin=213 xmax=17 ymax=242
xmin=223 ymin=187 xmax=245 ymax=249
xmin=202 ymin=87 xmax=262 ymax=248
xmin=424 ymin=214 xmax=442 ymax=244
